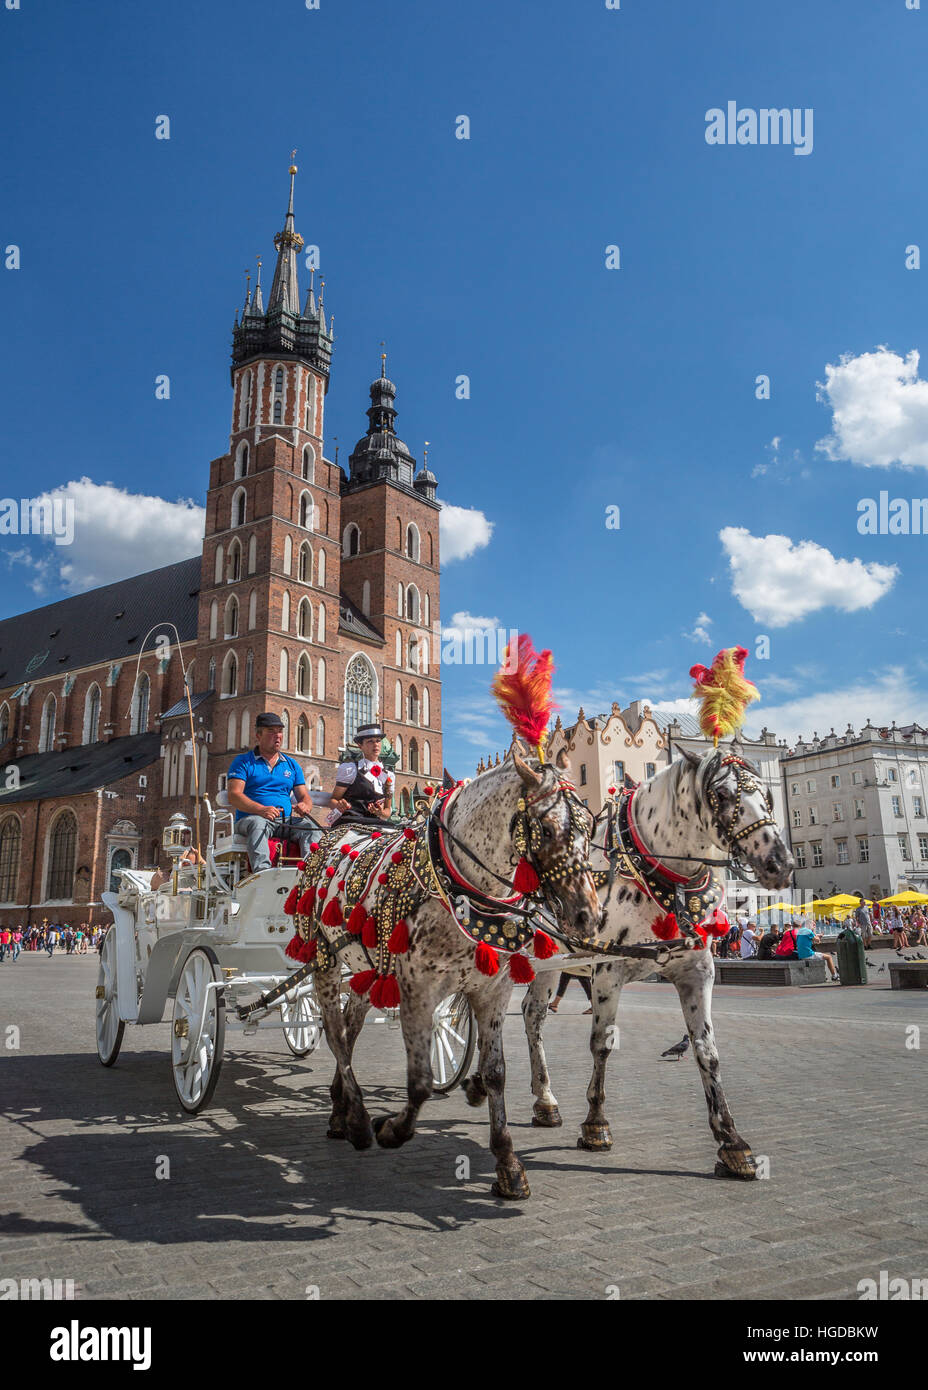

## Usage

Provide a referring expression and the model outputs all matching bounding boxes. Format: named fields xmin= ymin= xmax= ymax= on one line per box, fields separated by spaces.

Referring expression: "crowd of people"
xmin=713 ymin=917 xmax=840 ymax=978
xmin=0 ymin=922 xmax=106 ymax=961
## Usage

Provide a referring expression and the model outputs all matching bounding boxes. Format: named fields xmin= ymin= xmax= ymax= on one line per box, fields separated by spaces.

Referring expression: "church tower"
xmin=339 ymin=359 xmax=442 ymax=805
xmin=196 ymin=163 xmax=341 ymax=791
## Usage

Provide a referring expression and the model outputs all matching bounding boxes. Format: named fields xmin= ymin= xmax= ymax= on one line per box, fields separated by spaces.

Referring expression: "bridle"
xmin=705 ymin=755 xmax=777 ymax=877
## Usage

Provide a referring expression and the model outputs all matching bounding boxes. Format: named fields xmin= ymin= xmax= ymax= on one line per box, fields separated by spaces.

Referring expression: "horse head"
xmin=681 ymin=746 xmax=793 ymax=889
xmin=509 ymin=743 xmax=602 ymax=936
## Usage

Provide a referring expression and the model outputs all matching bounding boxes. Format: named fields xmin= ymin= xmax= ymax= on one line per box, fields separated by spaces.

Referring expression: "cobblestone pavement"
xmin=1 ymin=952 xmax=926 ymax=1300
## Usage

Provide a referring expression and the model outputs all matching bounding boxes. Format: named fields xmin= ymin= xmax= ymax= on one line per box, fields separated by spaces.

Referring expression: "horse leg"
xmin=522 ymin=972 xmax=563 ymax=1127
xmin=669 ymin=952 xmax=758 ymax=1180
xmin=314 ymin=966 xmax=373 ymax=1150
xmin=326 ymin=988 xmax=372 ymax=1140
xmin=372 ymin=984 xmax=435 ymax=1150
xmin=578 ymin=962 xmax=623 ymax=1151
xmin=469 ymin=978 xmax=530 ymax=1200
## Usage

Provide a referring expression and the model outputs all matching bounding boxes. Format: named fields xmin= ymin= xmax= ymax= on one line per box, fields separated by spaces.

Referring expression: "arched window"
xmin=298 ymin=598 xmax=312 ymax=640
xmin=283 ymin=535 xmax=293 ymax=575
xmin=82 ymin=684 xmax=101 ymax=744
xmin=423 ymin=740 xmax=431 ymax=776
xmin=0 ymin=816 xmax=22 ymax=902
xmin=429 ymin=532 xmax=434 ymax=565
xmin=408 ymin=635 xmax=419 ymax=672
xmin=317 ymin=604 xmax=326 ymax=643
xmin=273 ymin=398 xmax=282 ymax=424
xmin=281 ymin=591 xmax=290 ymax=631
xmin=40 ymin=694 xmax=56 ymax=752
xmin=214 ymin=544 xmax=223 ymax=585
xmin=130 ymin=673 xmax=150 ymax=734
xmin=315 ymin=716 xmax=325 ymax=756
xmin=344 ymin=654 xmax=375 ymax=744
xmin=409 ymin=738 xmax=419 ymax=774
xmin=406 ymin=585 xmax=420 ymax=623
xmin=244 ymin=649 xmax=254 ymax=693
xmin=397 ymin=582 xmax=404 ymax=617
xmin=227 ymin=711 xmax=237 ymax=750
xmin=406 ymin=523 xmax=420 ymax=562
xmin=280 ymin=709 xmax=290 ymax=749
xmin=108 ymin=847 xmax=132 ymax=895
xmin=424 ymin=592 xmax=430 ymax=628
xmin=395 ymin=734 xmax=403 ymax=770
xmin=207 ymin=657 xmax=216 ymax=690
xmin=225 ymin=595 xmax=239 ymax=638
xmin=239 ymin=370 xmax=252 ymax=430
xmin=248 ymin=590 xmax=257 ymax=629
xmin=0 ymin=702 xmax=9 ymax=746
xmin=317 ymin=548 xmax=326 ymax=586
xmin=235 ymin=441 xmax=249 ymax=479
xmin=299 ymin=492 xmax=314 ymax=530
xmin=408 ymin=685 xmax=419 ymax=725
xmin=227 ymin=539 xmax=242 ymax=582
xmin=275 ymin=366 xmax=284 ymax=394
xmin=299 ymin=542 xmax=312 ymax=584
xmin=46 ymin=811 xmax=77 ymax=900
xmin=231 ymin=488 xmax=246 ymax=527
xmin=343 ymin=523 xmax=360 ymax=557
xmin=395 ymin=630 xmax=402 ymax=666
xmin=209 ymin=600 xmax=218 ymax=640
xmin=279 ymin=649 xmax=289 ymax=691
xmin=394 ymin=680 xmax=402 ymax=720
xmin=302 ymin=445 xmax=314 ymax=481
xmin=297 ymin=715 xmax=310 ymax=752
xmin=238 ymin=709 xmax=249 ymax=753
xmin=222 ymin=651 xmax=238 ymax=697
xmin=422 ymin=687 xmax=430 ymax=727
xmin=247 ymin=534 xmax=257 ymax=573
xmin=420 ymin=637 xmax=428 ymax=674
xmin=297 ymin=654 xmax=312 ymax=699
xmin=362 ymin=580 xmax=371 ymax=616
xmin=317 ymin=658 xmax=326 ymax=700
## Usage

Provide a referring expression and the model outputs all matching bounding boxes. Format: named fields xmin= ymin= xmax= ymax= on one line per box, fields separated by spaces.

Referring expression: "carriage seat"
xmin=213 ymin=790 xmax=303 ymax=868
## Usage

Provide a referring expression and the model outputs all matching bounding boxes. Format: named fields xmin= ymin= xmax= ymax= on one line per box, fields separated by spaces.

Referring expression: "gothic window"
xmin=247 ymin=534 xmax=257 ymax=573
xmin=82 ymin=684 xmax=101 ymax=744
xmin=244 ymin=649 xmax=254 ymax=693
xmin=397 ymin=583 xmax=404 ymax=617
xmin=281 ymin=591 xmax=290 ymax=631
xmin=299 ymin=492 xmax=314 ymax=530
xmin=362 ymin=580 xmax=371 ymax=616
xmin=106 ymin=847 xmax=132 ymax=896
xmin=239 ymin=371 xmax=252 ymax=431
xmin=214 ymin=544 xmax=223 ymax=585
xmin=0 ymin=816 xmax=21 ymax=902
xmin=0 ymin=702 xmax=9 ymax=746
xmin=222 ymin=651 xmax=238 ymax=697
xmin=317 ymin=657 xmax=326 ymax=700
xmin=297 ymin=715 xmax=310 ymax=752
xmin=405 ymin=585 xmax=420 ymax=623
xmin=302 ymin=445 xmax=314 ymax=481
xmin=395 ymin=630 xmax=402 ymax=666
xmin=225 ymin=595 xmax=239 ymax=638
xmin=238 ymin=710 xmax=249 ymax=752
xmin=429 ymin=533 xmax=434 ymax=565
xmin=280 ymin=709 xmax=290 ymax=749
xmin=298 ymin=598 xmax=312 ymax=640
xmin=299 ymin=542 xmax=312 ymax=583
xmin=228 ymin=539 xmax=242 ymax=582
xmin=227 ymin=711 xmax=237 ymax=750
xmin=344 ymin=654 xmax=375 ymax=745
xmin=297 ymin=654 xmax=312 ymax=699
xmin=422 ymin=687 xmax=430 ymax=727
xmin=232 ymin=488 xmax=247 ymax=527
xmin=46 ymin=811 xmax=77 ymax=900
xmin=275 ymin=367 xmax=284 ymax=393
xmin=235 ymin=442 xmax=249 ymax=479
xmin=395 ymin=734 xmax=403 ymax=770
xmin=279 ymin=649 xmax=289 ymax=691
xmin=408 ymin=636 xmax=419 ymax=672
xmin=247 ymin=590 xmax=257 ymax=629
xmin=209 ymin=600 xmax=218 ymax=640
xmin=409 ymin=738 xmax=419 ymax=774
xmin=343 ymin=523 xmax=360 ymax=557
xmin=317 ymin=604 xmax=326 ymax=642
xmin=315 ymin=716 xmax=325 ymax=756
xmin=317 ymin=548 xmax=326 ymax=586
xmin=40 ymin=694 xmax=56 ymax=752
xmin=394 ymin=680 xmax=402 ymax=720
xmin=283 ymin=535 xmax=293 ymax=575
xmin=424 ymin=593 xmax=430 ymax=627
xmin=408 ymin=685 xmax=419 ymax=725
xmin=423 ymin=740 xmax=431 ymax=776
xmin=273 ymin=399 xmax=282 ymax=425
xmin=208 ymin=658 xmax=216 ymax=690
xmin=130 ymin=673 xmax=150 ymax=734
xmin=406 ymin=524 xmax=420 ymax=562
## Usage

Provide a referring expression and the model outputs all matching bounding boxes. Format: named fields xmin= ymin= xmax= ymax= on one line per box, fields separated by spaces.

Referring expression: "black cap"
xmin=255 ymin=712 xmax=284 ymax=729
xmin=355 ymin=723 xmax=383 ymax=741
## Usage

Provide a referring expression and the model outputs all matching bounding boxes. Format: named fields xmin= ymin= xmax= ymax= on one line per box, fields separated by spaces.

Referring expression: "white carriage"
xmin=95 ymin=796 xmax=475 ymax=1112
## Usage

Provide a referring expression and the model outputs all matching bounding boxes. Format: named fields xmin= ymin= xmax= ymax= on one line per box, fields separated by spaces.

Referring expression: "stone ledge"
xmin=714 ymin=957 xmax=826 ymax=987
xmin=888 ymin=962 xmax=928 ymax=990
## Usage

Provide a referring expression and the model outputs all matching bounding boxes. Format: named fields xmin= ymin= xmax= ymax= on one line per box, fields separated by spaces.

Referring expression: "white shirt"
xmin=740 ymin=927 xmax=758 ymax=958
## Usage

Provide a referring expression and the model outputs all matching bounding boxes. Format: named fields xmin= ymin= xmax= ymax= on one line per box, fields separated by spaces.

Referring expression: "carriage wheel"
xmin=430 ymin=992 xmax=475 ymax=1093
xmin=171 ymin=946 xmax=226 ymax=1114
xmin=280 ymin=985 xmax=323 ymax=1058
xmin=95 ymin=926 xmax=125 ymax=1067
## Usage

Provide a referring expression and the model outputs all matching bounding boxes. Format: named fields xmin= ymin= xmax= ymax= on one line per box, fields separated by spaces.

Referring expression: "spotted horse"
xmin=463 ymin=746 xmax=794 ymax=1179
xmin=238 ymin=745 xmax=601 ymax=1200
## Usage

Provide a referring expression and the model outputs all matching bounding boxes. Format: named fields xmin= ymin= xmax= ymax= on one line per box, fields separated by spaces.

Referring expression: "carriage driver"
xmin=227 ymin=712 xmax=319 ymax=871
xmin=327 ymin=722 xmax=394 ymax=824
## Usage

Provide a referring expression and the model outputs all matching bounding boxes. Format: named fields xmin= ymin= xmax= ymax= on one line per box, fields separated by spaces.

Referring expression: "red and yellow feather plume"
xmin=689 ymin=645 xmax=759 ymax=744
xmin=492 ymin=635 xmax=557 ymax=761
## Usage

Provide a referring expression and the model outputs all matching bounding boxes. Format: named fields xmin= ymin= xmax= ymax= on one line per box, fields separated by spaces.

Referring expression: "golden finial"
xmin=380 ymin=340 xmax=387 ymax=377
xmin=290 ymin=148 xmax=298 ymax=175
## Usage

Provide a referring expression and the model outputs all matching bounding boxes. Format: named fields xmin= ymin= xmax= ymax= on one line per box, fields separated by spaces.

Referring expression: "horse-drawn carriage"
xmin=96 ymin=794 xmax=475 ymax=1112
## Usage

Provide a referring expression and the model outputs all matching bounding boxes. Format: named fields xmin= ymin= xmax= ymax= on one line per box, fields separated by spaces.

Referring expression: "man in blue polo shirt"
xmin=227 ymin=712 xmax=318 ymax=871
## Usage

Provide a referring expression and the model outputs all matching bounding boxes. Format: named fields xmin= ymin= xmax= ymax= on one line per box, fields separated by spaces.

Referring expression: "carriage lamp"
xmin=162 ymin=814 xmax=192 ymax=862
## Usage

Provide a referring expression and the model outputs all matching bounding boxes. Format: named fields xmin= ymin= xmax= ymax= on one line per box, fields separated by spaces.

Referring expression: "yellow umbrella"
xmin=878 ymin=890 xmax=928 ymax=906
xmin=757 ymin=902 xmax=799 ymax=913
xmin=815 ymin=894 xmax=866 ymax=908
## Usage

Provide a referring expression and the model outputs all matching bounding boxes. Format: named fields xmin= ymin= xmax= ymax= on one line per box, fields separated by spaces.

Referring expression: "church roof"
xmin=0 ymin=556 xmax=201 ymax=694
xmin=160 ymin=690 xmax=213 ymax=720
xmin=0 ymin=732 xmax=162 ymax=806
xmin=338 ymin=594 xmax=383 ymax=644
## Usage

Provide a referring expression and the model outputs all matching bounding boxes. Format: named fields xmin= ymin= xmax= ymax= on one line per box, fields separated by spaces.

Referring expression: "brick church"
xmin=0 ymin=166 xmax=442 ymax=928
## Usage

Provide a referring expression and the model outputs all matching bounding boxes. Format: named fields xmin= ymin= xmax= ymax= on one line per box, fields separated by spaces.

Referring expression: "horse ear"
xmin=680 ymin=746 xmax=701 ymax=769
xmin=554 ymin=746 xmax=570 ymax=771
xmin=511 ymin=744 xmax=543 ymax=788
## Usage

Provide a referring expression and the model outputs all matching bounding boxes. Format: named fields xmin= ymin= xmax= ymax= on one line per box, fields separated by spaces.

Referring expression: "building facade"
xmin=0 ymin=168 xmax=442 ymax=928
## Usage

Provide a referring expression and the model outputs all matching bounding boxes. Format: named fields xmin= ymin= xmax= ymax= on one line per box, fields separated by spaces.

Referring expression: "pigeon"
xmin=661 ymin=1037 xmax=690 ymax=1060
xmin=916 ymin=953 xmax=927 ymax=962
xmin=866 ymin=960 xmax=876 ymax=969
xmin=878 ymin=964 xmax=886 ymax=974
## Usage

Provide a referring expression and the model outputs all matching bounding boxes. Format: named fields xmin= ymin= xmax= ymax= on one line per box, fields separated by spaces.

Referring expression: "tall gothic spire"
xmin=267 ymin=158 xmax=303 ymax=317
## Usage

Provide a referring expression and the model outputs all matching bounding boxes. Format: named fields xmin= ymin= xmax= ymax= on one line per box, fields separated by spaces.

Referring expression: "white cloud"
xmin=438 ymin=500 xmax=494 ymax=562
xmin=816 ymin=346 xmax=928 ymax=469
xmin=742 ymin=667 xmax=925 ymax=745
xmin=4 ymin=477 xmax=205 ymax=594
xmin=719 ymin=526 xmax=898 ymax=627
xmin=685 ymin=612 xmax=712 ymax=645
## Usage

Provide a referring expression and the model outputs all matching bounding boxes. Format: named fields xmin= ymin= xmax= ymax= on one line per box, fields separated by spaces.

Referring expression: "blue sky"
xmin=2 ymin=0 xmax=928 ymax=775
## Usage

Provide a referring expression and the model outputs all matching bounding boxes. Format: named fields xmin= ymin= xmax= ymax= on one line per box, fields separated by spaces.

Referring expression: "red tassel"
xmin=347 ymin=903 xmax=367 ymax=935
xmin=388 ymin=919 xmax=409 ymax=954
xmin=509 ymin=952 xmax=535 ymax=983
xmin=325 ymin=865 xmax=336 ymax=878
xmin=340 ymin=844 xmax=350 ymax=856
xmin=321 ymin=898 xmax=344 ymax=927
xmin=693 ymin=926 xmax=709 ymax=950
xmin=283 ymin=886 xmax=300 ymax=916
xmin=297 ymin=860 xmax=306 ymax=870
xmin=391 ymin=851 xmax=404 ymax=864
xmin=309 ymin=842 xmax=320 ymax=852
xmin=533 ymin=930 xmax=558 ymax=960
xmin=651 ymin=912 xmax=679 ymax=941
xmin=361 ymin=916 xmax=378 ymax=948
xmin=285 ymin=936 xmax=317 ymax=963
xmin=370 ymin=973 xmax=401 ymax=1009
xmin=475 ymin=942 xmax=500 ymax=976
xmin=700 ymin=908 xmax=729 ymax=938
xmin=378 ymin=873 xmax=388 ymax=884
xmin=423 ymin=784 xmax=434 ymax=794
xmin=512 ymin=856 xmax=539 ymax=895
xmin=350 ymin=969 xmax=377 ymax=996
xmin=607 ymin=785 xmax=616 ymax=795
xmin=349 ymin=849 xmax=360 ymax=859
xmin=403 ymin=827 xmax=416 ymax=840
xmin=371 ymin=831 xmax=382 ymax=839
xmin=296 ymin=890 xmax=316 ymax=917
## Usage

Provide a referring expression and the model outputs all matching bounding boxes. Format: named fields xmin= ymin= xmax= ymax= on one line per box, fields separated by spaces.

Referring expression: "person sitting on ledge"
xmin=227 ymin=712 xmax=319 ymax=872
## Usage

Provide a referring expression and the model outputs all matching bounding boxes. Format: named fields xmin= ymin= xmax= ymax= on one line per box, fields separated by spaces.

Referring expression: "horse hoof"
xmin=373 ymin=1116 xmax=403 ymax=1149
xmin=577 ymin=1123 xmax=613 ymax=1152
xmin=463 ymin=1077 xmax=487 ymax=1108
xmin=714 ymin=1148 xmax=757 ymax=1180
xmin=492 ymin=1168 xmax=531 ymax=1201
xmin=347 ymin=1121 xmax=374 ymax=1151
xmin=531 ymin=1104 xmax=563 ymax=1128
xmin=325 ymin=1126 xmax=347 ymax=1141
